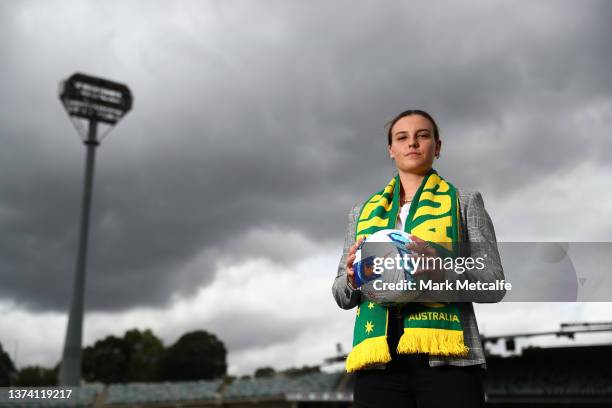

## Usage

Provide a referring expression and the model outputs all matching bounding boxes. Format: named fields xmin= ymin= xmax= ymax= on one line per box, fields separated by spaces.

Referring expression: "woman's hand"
xmin=407 ymin=235 xmax=445 ymax=282
xmin=345 ymin=236 xmax=365 ymax=289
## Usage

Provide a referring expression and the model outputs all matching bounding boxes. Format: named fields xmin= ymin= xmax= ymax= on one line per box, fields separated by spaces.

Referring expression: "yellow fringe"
xmin=397 ymin=328 xmax=470 ymax=356
xmin=345 ymin=336 xmax=391 ymax=373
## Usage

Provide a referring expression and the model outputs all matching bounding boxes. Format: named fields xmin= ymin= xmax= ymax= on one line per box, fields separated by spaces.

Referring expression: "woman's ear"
xmin=435 ymin=139 xmax=442 ymax=158
xmin=388 ymin=145 xmax=394 ymax=160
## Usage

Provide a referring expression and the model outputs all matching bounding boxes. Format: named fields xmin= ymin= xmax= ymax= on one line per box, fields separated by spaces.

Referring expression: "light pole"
xmin=58 ymin=73 xmax=132 ymax=386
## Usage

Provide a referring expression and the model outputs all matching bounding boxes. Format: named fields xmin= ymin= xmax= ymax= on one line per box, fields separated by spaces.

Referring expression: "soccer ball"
xmin=352 ymin=229 xmax=421 ymax=305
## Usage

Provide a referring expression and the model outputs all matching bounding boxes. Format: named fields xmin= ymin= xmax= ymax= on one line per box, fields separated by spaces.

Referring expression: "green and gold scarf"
xmin=345 ymin=168 xmax=469 ymax=373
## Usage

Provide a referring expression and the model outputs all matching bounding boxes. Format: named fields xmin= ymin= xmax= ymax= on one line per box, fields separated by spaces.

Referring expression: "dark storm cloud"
xmin=1 ymin=0 xmax=611 ymax=312
xmin=201 ymin=309 xmax=318 ymax=352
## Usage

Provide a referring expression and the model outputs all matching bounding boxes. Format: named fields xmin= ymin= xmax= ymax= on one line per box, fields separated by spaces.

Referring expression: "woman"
xmin=332 ymin=110 xmax=505 ymax=407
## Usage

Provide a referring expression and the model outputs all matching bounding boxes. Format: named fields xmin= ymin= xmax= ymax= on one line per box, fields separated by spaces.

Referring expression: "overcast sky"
xmin=1 ymin=0 xmax=611 ymax=376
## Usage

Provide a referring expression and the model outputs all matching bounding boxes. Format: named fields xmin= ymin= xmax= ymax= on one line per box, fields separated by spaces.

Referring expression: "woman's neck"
xmin=398 ymin=170 xmax=428 ymax=201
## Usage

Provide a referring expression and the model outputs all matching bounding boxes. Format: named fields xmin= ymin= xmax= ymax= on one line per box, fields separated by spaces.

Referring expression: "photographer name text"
xmin=373 ymin=279 xmax=511 ymax=291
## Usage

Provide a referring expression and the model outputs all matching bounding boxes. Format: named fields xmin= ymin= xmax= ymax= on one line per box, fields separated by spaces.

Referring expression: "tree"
xmin=0 ymin=343 xmax=16 ymax=386
xmin=16 ymin=366 xmax=57 ymax=386
xmin=82 ymin=328 xmax=165 ymax=383
xmin=281 ymin=365 xmax=321 ymax=377
xmin=82 ymin=335 xmax=129 ymax=383
xmin=160 ymin=330 xmax=226 ymax=381
xmin=254 ymin=366 xmax=275 ymax=378
xmin=123 ymin=329 xmax=164 ymax=382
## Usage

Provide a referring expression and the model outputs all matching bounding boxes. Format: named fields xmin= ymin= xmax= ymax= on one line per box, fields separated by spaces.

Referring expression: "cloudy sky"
xmin=1 ymin=0 xmax=611 ymax=376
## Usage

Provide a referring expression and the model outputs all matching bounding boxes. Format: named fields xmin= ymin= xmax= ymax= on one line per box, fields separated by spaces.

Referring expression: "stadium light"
xmin=58 ymin=73 xmax=132 ymax=386
xmin=60 ymin=73 xmax=132 ymax=127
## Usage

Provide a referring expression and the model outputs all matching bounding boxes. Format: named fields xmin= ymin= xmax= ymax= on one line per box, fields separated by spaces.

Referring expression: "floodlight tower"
xmin=58 ymin=73 xmax=132 ymax=385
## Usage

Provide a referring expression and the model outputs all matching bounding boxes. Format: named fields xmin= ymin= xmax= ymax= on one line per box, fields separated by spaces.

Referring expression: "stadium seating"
xmin=2 ymin=346 xmax=611 ymax=407
xmin=104 ymin=380 xmax=221 ymax=405
xmin=223 ymin=372 xmax=343 ymax=400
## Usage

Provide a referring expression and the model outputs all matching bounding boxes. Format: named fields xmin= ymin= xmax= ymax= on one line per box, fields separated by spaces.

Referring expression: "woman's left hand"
xmin=407 ymin=235 xmax=445 ymax=282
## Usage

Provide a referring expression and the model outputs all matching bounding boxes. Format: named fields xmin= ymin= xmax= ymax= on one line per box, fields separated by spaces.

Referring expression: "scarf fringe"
xmin=345 ymin=336 xmax=391 ymax=373
xmin=397 ymin=328 xmax=470 ymax=356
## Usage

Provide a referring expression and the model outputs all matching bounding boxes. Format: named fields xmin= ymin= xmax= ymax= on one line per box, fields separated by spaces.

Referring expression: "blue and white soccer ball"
xmin=352 ymin=229 xmax=422 ymax=304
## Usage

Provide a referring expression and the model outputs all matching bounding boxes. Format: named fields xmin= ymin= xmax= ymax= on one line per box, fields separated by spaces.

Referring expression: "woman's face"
xmin=388 ymin=114 xmax=441 ymax=175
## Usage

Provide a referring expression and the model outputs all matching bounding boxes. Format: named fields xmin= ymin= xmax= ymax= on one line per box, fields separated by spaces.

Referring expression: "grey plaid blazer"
xmin=332 ymin=189 xmax=505 ymax=370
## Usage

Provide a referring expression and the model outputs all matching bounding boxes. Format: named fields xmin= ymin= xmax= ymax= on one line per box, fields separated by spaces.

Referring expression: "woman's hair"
xmin=386 ymin=109 xmax=440 ymax=145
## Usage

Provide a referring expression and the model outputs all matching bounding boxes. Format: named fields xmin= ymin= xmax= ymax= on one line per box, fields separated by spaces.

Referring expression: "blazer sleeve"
xmin=461 ymin=191 xmax=507 ymax=303
xmin=332 ymin=204 xmax=362 ymax=309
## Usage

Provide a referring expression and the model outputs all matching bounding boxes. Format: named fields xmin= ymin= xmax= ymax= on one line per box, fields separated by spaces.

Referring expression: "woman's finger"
xmin=349 ymin=237 xmax=365 ymax=255
xmin=409 ymin=235 xmax=426 ymax=244
xmin=346 ymin=254 xmax=356 ymax=270
xmin=407 ymin=240 xmax=438 ymax=257
xmin=409 ymin=235 xmax=436 ymax=254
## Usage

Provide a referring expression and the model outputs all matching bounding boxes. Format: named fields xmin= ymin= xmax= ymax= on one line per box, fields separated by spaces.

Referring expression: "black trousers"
xmin=353 ymin=305 xmax=485 ymax=408
xmin=353 ymin=354 xmax=485 ymax=408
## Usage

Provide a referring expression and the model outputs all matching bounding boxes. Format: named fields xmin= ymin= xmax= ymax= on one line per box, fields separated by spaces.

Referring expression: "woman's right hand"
xmin=345 ymin=236 xmax=365 ymax=289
